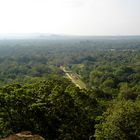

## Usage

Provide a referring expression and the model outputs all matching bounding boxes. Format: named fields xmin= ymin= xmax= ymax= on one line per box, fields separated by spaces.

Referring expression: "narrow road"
xmin=60 ymin=66 xmax=87 ymax=89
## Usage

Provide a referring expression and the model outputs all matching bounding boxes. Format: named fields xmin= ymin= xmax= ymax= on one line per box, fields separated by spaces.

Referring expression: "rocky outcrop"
xmin=0 ymin=131 xmax=45 ymax=140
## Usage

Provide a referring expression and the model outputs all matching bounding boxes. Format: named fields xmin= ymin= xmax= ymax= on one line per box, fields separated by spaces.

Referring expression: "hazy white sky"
xmin=0 ymin=0 xmax=140 ymax=35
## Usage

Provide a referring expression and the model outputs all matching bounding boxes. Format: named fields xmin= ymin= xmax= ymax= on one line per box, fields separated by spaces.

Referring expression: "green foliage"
xmin=0 ymin=37 xmax=140 ymax=139
xmin=0 ymin=80 xmax=99 ymax=139
xmin=94 ymin=100 xmax=140 ymax=140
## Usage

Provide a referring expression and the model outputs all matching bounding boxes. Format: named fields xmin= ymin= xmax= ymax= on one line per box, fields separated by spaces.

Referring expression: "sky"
xmin=0 ymin=0 xmax=140 ymax=35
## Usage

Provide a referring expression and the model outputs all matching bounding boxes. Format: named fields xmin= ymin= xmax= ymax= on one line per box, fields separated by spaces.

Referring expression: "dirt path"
xmin=60 ymin=66 xmax=87 ymax=89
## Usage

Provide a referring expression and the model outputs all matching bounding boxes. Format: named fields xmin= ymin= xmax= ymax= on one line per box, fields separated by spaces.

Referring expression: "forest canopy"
xmin=0 ymin=36 xmax=140 ymax=139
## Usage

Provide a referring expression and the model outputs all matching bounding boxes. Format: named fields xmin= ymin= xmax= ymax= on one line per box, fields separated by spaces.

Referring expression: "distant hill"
xmin=0 ymin=33 xmax=140 ymax=40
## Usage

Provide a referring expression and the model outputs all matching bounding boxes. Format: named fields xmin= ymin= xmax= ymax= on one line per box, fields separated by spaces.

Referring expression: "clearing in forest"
xmin=60 ymin=66 xmax=87 ymax=89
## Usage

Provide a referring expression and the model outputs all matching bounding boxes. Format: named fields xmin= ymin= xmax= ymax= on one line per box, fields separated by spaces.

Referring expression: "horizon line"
xmin=0 ymin=33 xmax=140 ymax=37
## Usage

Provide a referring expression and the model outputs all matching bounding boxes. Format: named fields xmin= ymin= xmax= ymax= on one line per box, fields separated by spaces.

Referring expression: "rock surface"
xmin=0 ymin=131 xmax=45 ymax=140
